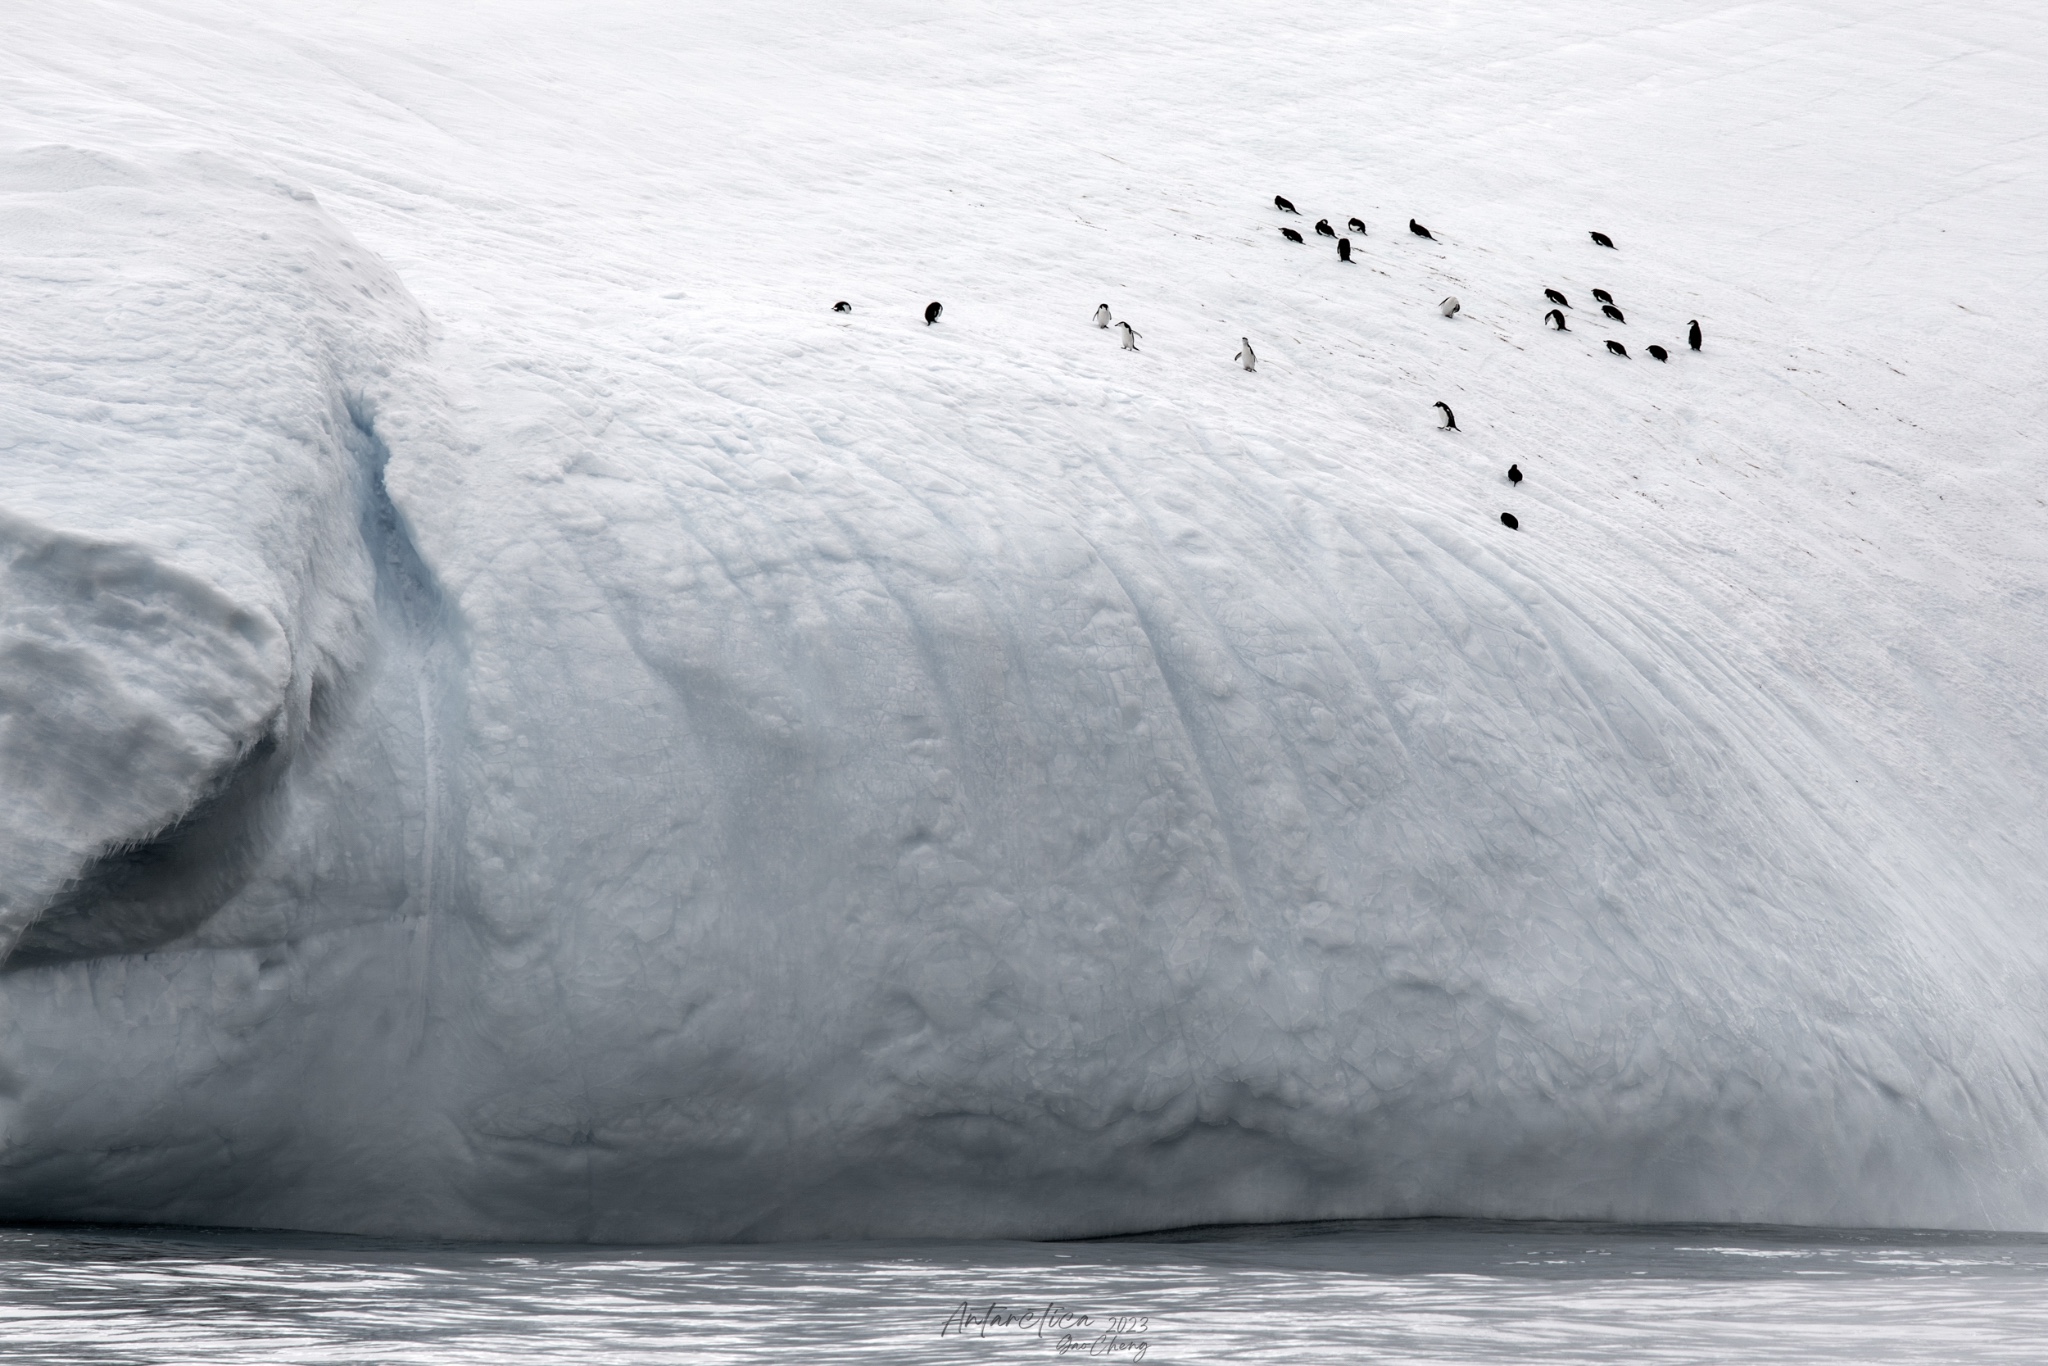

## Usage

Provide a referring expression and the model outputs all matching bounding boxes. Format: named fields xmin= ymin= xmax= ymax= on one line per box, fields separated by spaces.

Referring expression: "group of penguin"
xmin=831 ymin=195 xmax=1711 ymax=536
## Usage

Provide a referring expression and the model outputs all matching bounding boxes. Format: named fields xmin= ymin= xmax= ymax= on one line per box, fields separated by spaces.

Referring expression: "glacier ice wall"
xmin=1 ymin=0 xmax=2046 ymax=1239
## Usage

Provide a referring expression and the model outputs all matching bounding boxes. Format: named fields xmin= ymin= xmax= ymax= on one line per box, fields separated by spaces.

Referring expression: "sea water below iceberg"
xmin=2 ymin=1220 xmax=2044 ymax=1364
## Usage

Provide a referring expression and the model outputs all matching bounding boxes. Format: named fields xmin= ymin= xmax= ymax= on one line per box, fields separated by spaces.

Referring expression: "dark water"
xmin=2 ymin=1219 xmax=2045 ymax=1363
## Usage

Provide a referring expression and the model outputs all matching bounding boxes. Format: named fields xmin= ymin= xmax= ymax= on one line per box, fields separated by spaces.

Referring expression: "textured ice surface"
xmin=0 ymin=0 xmax=2045 ymax=1239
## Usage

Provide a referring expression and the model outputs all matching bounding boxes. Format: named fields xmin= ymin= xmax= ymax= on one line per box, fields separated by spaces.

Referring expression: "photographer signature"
xmin=939 ymin=1301 xmax=1150 ymax=1358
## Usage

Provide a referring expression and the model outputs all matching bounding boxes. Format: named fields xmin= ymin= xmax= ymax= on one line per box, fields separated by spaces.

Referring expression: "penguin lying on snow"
xmin=1508 ymin=463 xmax=1523 ymax=486
xmin=1545 ymin=288 xmax=1570 ymax=307
xmin=1348 ymin=217 xmax=1367 ymax=235
xmin=1545 ymin=308 xmax=1569 ymax=331
xmin=1606 ymin=340 xmax=1629 ymax=356
xmin=1501 ymin=512 xmax=1519 ymax=529
xmin=1433 ymin=400 xmax=1458 ymax=430
xmin=1275 ymin=195 xmax=1299 ymax=213
xmin=1590 ymin=231 xmax=1615 ymax=248
xmin=1440 ymin=296 xmax=1461 ymax=318
xmin=1410 ymin=218 xmax=1434 ymax=240
xmin=1117 ymin=320 xmax=1141 ymax=351
xmin=1315 ymin=219 xmax=1336 ymax=237
xmin=1689 ymin=319 xmax=1703 ymax=350
xmin=1338 ymin=238 xmax=1352 ymax=262
xmin=1094 ymin=303 xmax=1112 ymax=328
xmin=1647 ymin=344 xmax=1668 ymax=362
xmin=1237 ymin=338 xmax=1257 ymax=371
xmin=1281 ymin=227 xmax=1303 ymax=243
xmin=833 ymin=300 xmax=851 ymax=313
xmin=925 ymin=301 xmax=943 ymax=325
xmin=1602 ymin=303 xmax=1626 ymax=323
xmin=1592 ymin=289 xmax=1613 ymax=305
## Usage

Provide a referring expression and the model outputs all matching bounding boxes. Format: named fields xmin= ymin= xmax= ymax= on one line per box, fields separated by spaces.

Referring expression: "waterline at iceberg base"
xmin=1 ymin=0 xmax=2045 ymax=1241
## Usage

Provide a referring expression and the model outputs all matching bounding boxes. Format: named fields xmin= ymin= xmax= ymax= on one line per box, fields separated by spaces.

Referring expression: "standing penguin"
xmin=1237 ymin=338 xmax=1257 ymax=371
xmin=1093 ymin=303 xmax=1112 ymax=328
xmin=1508 ymin=463 xmax=1523 ymax=486
xmin=1590 ymin=230 xmax=1615 ymax=248
xmin=1315 ymin=218 xmax=1336 ymax=238
xmin=1338 ymin=237 xmax=1352 ymax=262
xmin=1440 ymin=296 xmax=1461 ymax=318
xmin=1409 ymin=218 xmax=1435 ymax=240
xmin=1117 ymin=320 xmax=1140 ymax=351
xmin=1347 ymin=217 xmax=1367 ymax=235
xmin=1275 ymin=195 xmax=1299 ymax=213
xmin=924 ymin=301 xmax=943 ymax=325
xmin=1688 ymin=319 xmax=1703 ymax=351
xmin=1433 ymin=400 xmax=1458 ymax=430
xmin=1545 ymin=308 xmax=1569 ymax=331
xmin=1545 ymin=288 xmax=1571 ymax=307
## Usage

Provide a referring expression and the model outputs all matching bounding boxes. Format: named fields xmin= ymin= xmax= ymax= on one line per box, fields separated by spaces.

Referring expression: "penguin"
xmin=1237 ymin=338 xmax=1257 ymax=371
xmin=1545 ymin=288 xmax=1570 ymax=307
xmin=1315 ymin=218 xmax=1335 ymax=238
xmin=1606 ymin=340 xmax=1629 ymax=357
xmin=1433 ymin=400 xmax=1458 ymax=430
xmin=1281 ymin=227 xmax=1304 ymax=243
xmin=1508 ymin=463 xmax=1522 ymax=486
xmin=1592 ymin=289 xmax=1613 ymax=305
xmin=1646 ymin=344 xmax=1668 ymax=362
xmin=1501 ymin=512 xmax=1519 ymax=530
xmin=1688 ymin=319 xmax=1702 ymax=351
xmin=924 ymin=301 xmax=943 ymax=325
xmin=1093 ymin=303 xmax=1112 ymax=328
xmin=1275 ymin=195 xmax=1299 ymax=213
xmin=1117 ymin=320 xmax=1140 ymax=351
xmin=1338 ymin=237 xmax=1352 ymax=262
xmin=832 ymin=300 xmax=851 ymax=313
xmin=1347 ymin=217 xmax=1366 ymax=235
xmin=1545 ymin=308 xmax=1569 ymax=331
xmin=1409 ymin=218 xmax=1434 ymax=240
xmin=1602 ymin=303 xmax=1626 ymax=323
xmin=1440 ymin=296 xmax=1461 ymax=318
xmin=1590 ymin=231 xmax=1615 ymax=248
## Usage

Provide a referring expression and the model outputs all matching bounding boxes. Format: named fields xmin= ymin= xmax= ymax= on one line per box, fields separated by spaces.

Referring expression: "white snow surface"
xmin=1 ymin=0 xmax=2046 ymax=1239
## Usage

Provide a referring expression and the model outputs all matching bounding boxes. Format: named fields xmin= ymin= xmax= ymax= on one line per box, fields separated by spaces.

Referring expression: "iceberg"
xmin=1 ymin=0 xmax=2044 ymax=1239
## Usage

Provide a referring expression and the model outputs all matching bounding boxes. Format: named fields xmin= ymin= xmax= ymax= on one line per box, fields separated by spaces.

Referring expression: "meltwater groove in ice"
xmin=1 ymin=0 xmax=2045 ymax=1240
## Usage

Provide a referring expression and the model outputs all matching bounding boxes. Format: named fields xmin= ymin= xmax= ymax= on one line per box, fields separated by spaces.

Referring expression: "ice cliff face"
xmin=1 ymin=0 xmax=2045 ymax=1239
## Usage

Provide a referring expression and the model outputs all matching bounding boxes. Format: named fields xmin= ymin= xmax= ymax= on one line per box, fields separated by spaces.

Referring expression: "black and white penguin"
xmin=1409 ymin=218 xmax=1434 ymax=240
xmin=1646 ymin=344 xmax=1668 ymax=362
xmin=1275 ymin=195 xmax=1299 ymax=214
xmin=1440 ymin=296 xmax=1461 ymax=318
xmin=925 ymin=301 xmax=943 ymax=325
xmin=1508 ymin=463 xmax=1523 ymax=486
xmin=1592 ymin=289 xmax=1613 ymax=305
xmin=1545 ymin=288 xmax=1570 ymax=307
xmin=832 ymin=300 xmax=851 ymax=313
xmin=1433 ymin=400 xmax=1458 ymax=430
xmin=1347 ymin=217 xmax=1367 ymax=235
xmin=1602 ymin=303 xmax=1626 ymax=323
xmin=1094 ymin=303 xmax=1112 ymax=328
xmin=1501 ymin=511 xmax=1519 ymax=529
xmin=1688 ymin=319 xmax=1702 ymax=351
xmin=1545 ymin=308 xmax=1569 ymax=331
xmin=1338 ymin=237 xmax=1352 ymax=262
xmin=1590 ymin=231 xmax=1615 ymax=248
xmin=1606 ymin=340 xmax=1629 ymax=357
xmin=1315 ymin=219 xmax=1335 ymax=237
xmin=1117 ymin=320 xmax=1140 ymax=351
xmin=1237 ymin=338 xmax=1257 ymax=371
xmin=1281 ymin=227 xmax=1303 ymax=243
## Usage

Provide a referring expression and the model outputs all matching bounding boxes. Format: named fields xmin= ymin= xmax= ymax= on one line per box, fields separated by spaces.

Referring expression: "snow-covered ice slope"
xmin=1 ymin=0 xmax=2045 ymax=1239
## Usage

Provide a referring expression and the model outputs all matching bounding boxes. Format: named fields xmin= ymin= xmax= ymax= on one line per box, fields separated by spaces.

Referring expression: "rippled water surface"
xmin=3 ymin=1220 xmax=2046 ymax=1363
